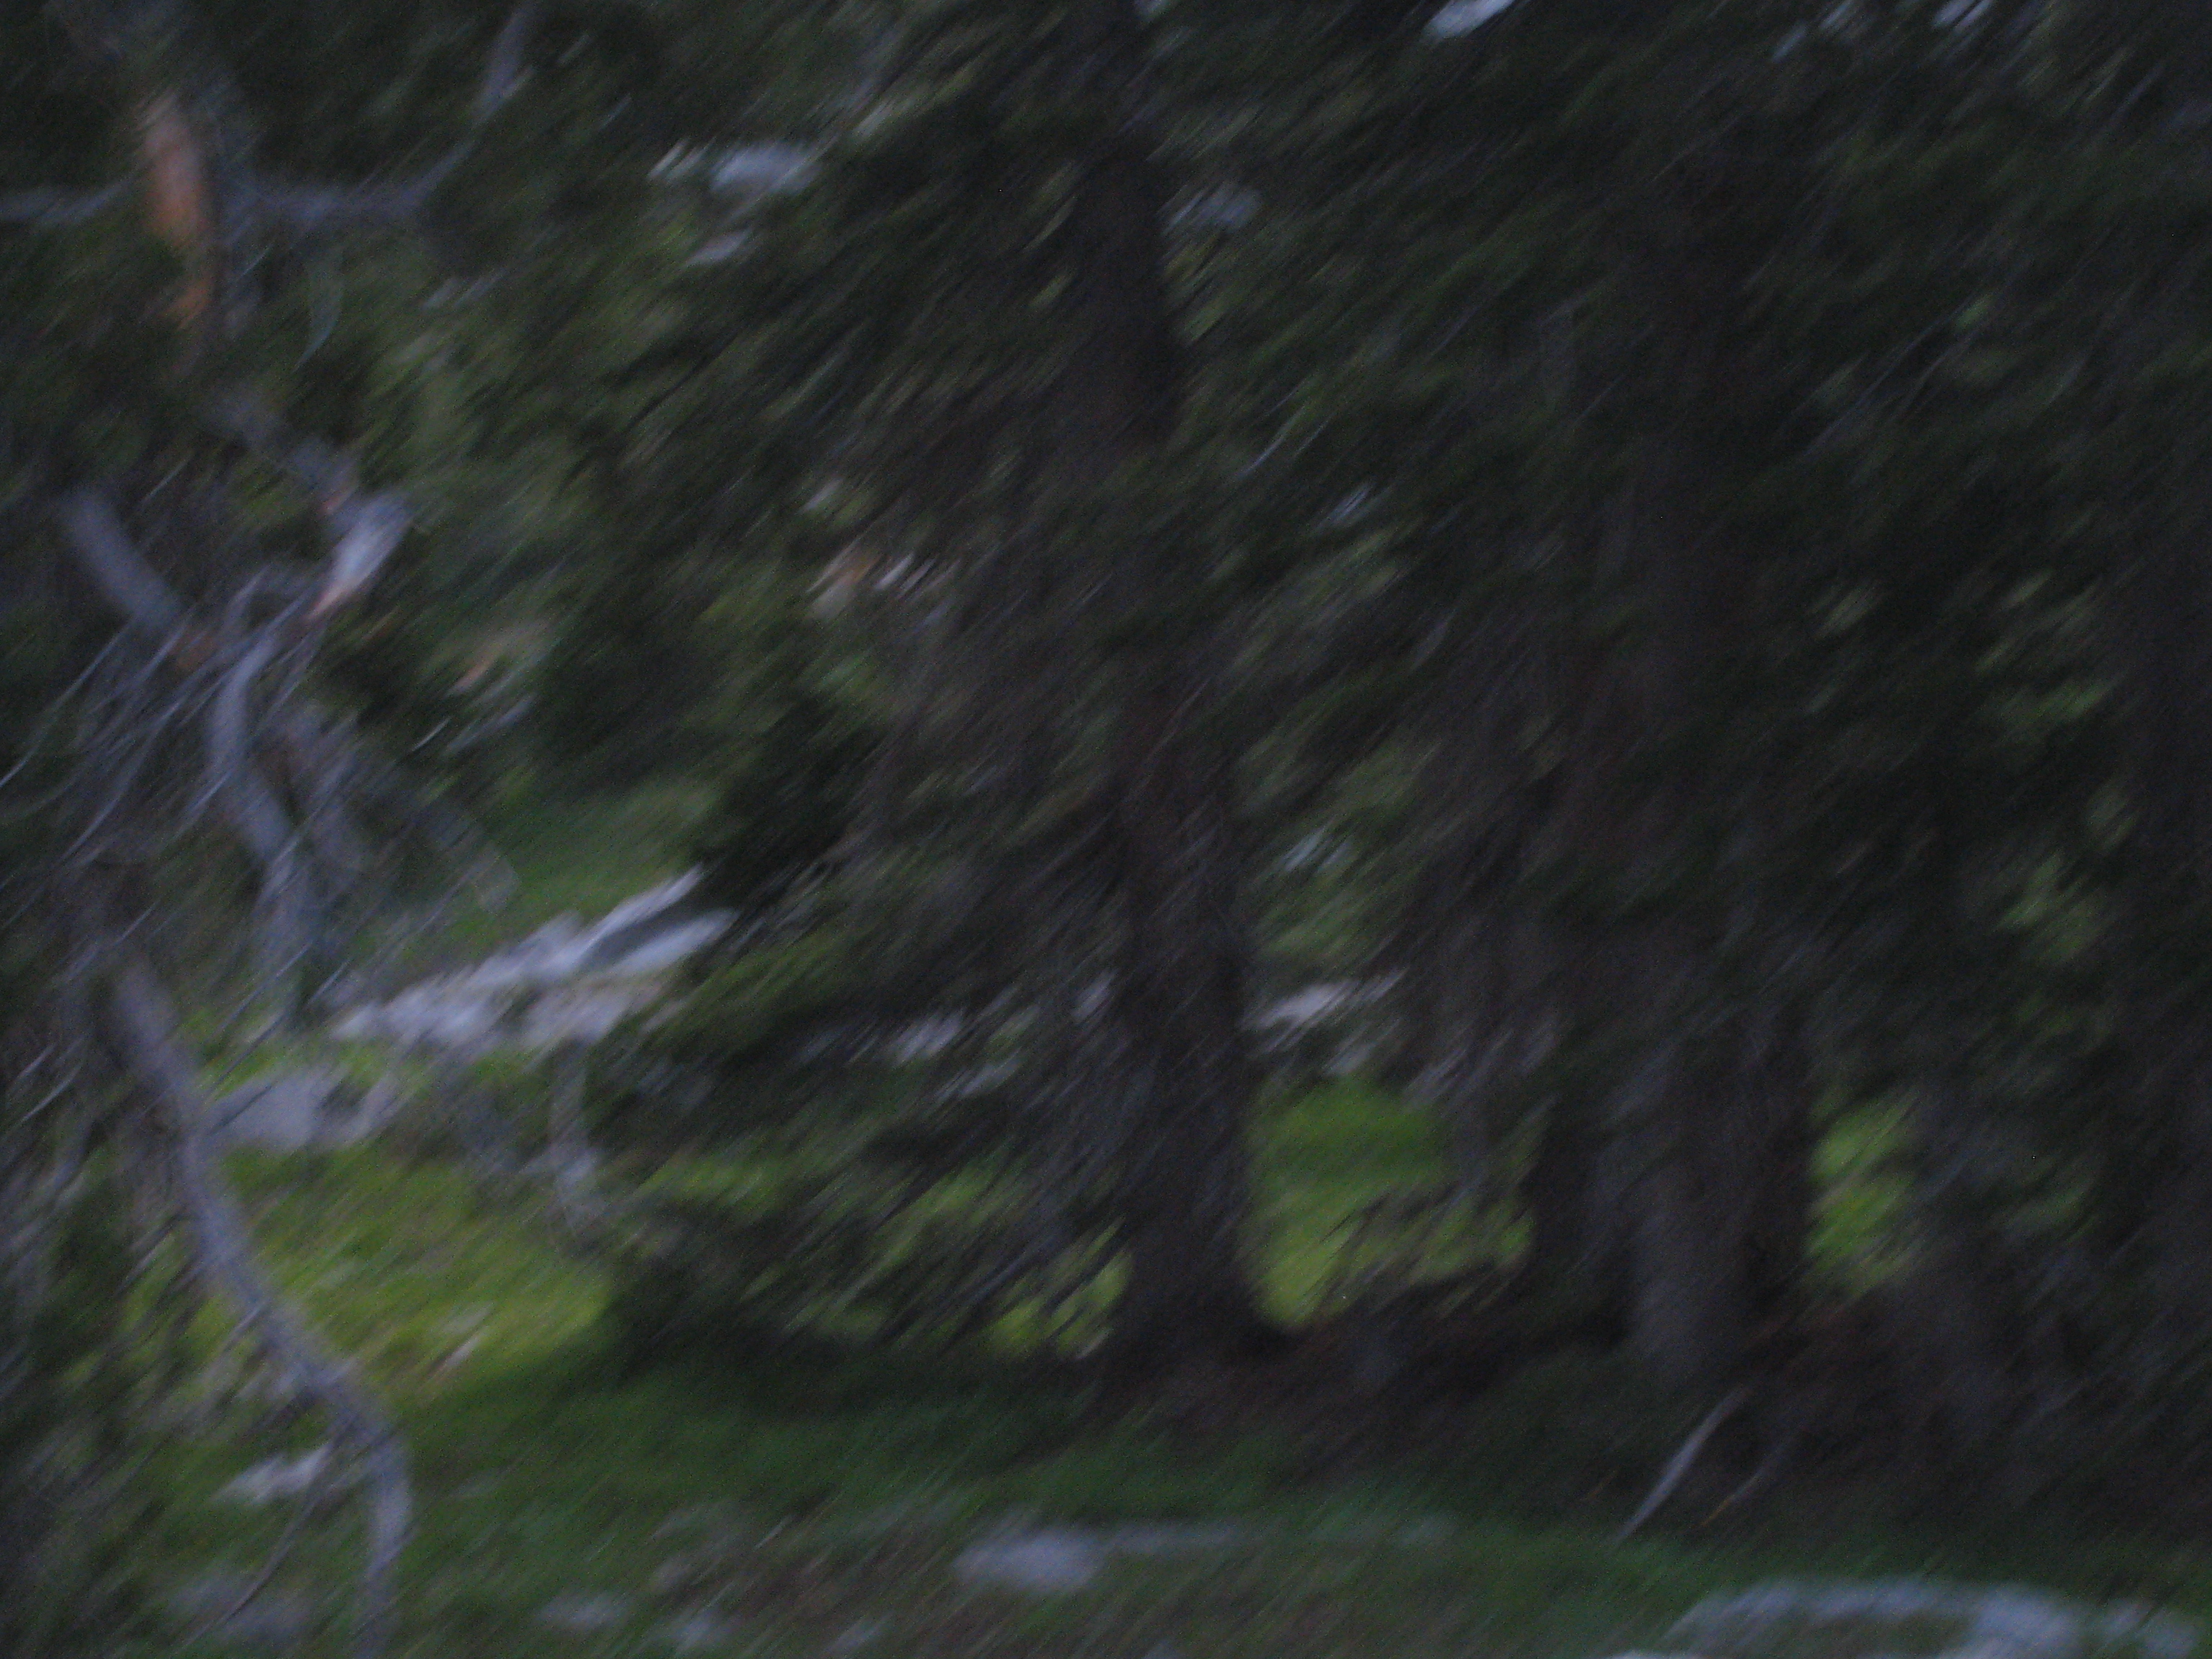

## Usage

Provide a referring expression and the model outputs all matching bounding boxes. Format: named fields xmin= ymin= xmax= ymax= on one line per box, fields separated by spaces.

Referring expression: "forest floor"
xmin=143 ymin=1115 xmax=2212 ymax=1659
xmin=146 ymin=788 xmax=2212 ymax=1659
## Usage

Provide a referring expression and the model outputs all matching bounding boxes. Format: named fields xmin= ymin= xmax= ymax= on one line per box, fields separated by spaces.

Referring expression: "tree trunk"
xmin=1042 ymin=0 xmax=1267 ymax=1364
xmin=1108 ymin=647 xmax=1269 ymax=1363
xmin=1604 ymin=423 xmax=1809 ymax=1392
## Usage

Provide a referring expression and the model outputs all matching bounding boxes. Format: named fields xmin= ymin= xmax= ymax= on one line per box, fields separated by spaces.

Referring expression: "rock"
xmin=1966 ymin=1588 xmax=2085 ymax=1659
xmin=327 ymin=869 xmax=732 ymax=1060
xmin=1671 ymin=1579 xmax=1974 ymax=1651
xmin=1667 ymin=1580 xmax=2195 ymax=1659
xmin=168 ymin=1571 xmax=317 ymax=1650
xmin=1428 ymin=0 xmax=1521 ymax=37
xmin=662 ymin=1610 xmax=741 ymax=1652
xmin=538 ymin=1591 xmax=633 ymax=1635
xmin=583 ymin=912 xmax=729 ymax=977
xmin=954 ymin=1529 xmax=1106 ymax=1594
xmin=830 ymin=1617 xmax=891 ymax=1655
xmin=2098 ymin=1604 xmax=2201 ymax=1659
xmin=651 ymin=1551 xmax=724 ymax=1601
xmin=213 ymin=1444 xmax=339 ymax=1506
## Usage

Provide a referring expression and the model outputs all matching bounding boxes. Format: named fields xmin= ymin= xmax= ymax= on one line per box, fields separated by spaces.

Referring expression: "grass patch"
xmin=1253 ymin=1078 xmax=1511 ymax=1323
xmin=377 ymin=780 xmax=715 ymax=976
xmin=223 ymin=1148 xmax=604 ymax=1392
xmin=123 ymin=1133 xmax=2212 ymax=1659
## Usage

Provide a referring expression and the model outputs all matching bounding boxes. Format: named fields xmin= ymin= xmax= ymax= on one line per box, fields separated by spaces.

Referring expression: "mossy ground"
xmin=135 ymin=1101 xmax=2212 ymax=1659
xmin=138 ymin=801 xmax=2212 ymax=1658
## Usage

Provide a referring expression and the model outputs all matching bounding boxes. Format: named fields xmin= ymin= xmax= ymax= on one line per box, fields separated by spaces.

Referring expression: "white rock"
xmin=954 ymin=1529 xmax=1105 ymax=1594
xmin=1968 ymin=1588 xmax=2085 ymax=1659
xmin=212 ymin=1069 xmax=343 ymax=1152
xmin=1428 ymin=0 xmax=1520 ymax=35
xmin=2099 ymin=1604 xmax=2201 ymax=1659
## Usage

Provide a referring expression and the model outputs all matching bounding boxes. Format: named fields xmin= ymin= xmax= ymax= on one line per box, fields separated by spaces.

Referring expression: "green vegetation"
xmin=404 ymin=783 xmax=716 ymax=970
xmin=130 ymin=1124 xmax=2211 ymax=1658
xmin=20 ymin=0 xmax=2212 ymax=1652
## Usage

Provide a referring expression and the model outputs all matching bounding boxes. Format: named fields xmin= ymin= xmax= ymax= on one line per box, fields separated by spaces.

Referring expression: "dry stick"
xmin=1614 ymin=1385 xmax=1748 ymax=1544
xmin=109 ymin=956 xmax=411 ymax=1659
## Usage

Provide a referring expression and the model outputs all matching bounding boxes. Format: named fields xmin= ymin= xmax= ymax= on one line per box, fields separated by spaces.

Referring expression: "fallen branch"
xmin=1616 ymin=1385 xmax=1748 ymax=1544
xmin=109 ymin=956 xmax=410 ymax=1659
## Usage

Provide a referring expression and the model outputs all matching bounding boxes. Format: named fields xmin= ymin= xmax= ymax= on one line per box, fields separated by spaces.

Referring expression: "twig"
xmin=108 ymin=956 xmax=410 ymax=1659
xmin=1615 ymin=1385 xmax=1748 ymax=1543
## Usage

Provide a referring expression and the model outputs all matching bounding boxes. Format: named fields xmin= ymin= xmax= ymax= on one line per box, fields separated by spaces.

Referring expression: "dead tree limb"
xmin=54 ymin=490 xmax=189 ymax=639
xmin=109 ymin=954 xmax=410 ymax=1659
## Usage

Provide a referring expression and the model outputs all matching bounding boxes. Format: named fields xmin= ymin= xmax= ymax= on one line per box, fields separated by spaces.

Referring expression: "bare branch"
xmin=205 ymin=626 xmax=328 ymax=999
xmin=310 ymin=493 xmax=410 ymax=620
xmin=108 ymin=955 xmax=410 ymax=1659
xmin=250 ymin=2 xmax=539 ymax=240
xmin=54 ymin=490 xmax=188 ymax=638
xmin=207 ymin=392 xmax=412 ymax=616
xmin=244 ymin=172 xmax=444 ymax=238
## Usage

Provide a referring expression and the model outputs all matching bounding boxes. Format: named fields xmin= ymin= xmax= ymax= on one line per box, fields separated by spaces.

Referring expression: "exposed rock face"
xmin=281 ymin=852 xmax=1393 ymax=1161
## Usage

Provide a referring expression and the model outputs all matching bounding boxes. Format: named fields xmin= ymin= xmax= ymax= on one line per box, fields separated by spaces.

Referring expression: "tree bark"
xmin=1044 ymin=0 xmax=1267 ymax=1364
xmin=1108 ymin=648 xmax=1269 ymax=1363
